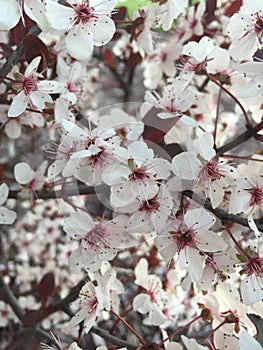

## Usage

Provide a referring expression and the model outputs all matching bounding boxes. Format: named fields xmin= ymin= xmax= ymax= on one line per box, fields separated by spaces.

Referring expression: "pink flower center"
xmin=254 ymin=12 xmax=263 ymax=37
xmin=201 ymin=161 xmax=224 ymax=183
xmin=67 ymin=81 xmax=78 ymax=92
xmin=170 ymin=227 xmax=195 ymax=251
xmin=75 ymin=3 xmax=95 ymax=24
xmin=246 ymin=256 xmax=263 ymax=276
xmin=22 ymin=76 xmax=37 ymax=95
xmin=129 ymin=167 xmax=147 ymax=181
xmin=248 ymin=185 xmax=263 ymax=206
xmin=83 ymin=224 xmax=110 ymax=250
xmin=139 ymin=196 xmax=160 ymax=213
xmin=163 ymin=98 xmax=179 ymax=113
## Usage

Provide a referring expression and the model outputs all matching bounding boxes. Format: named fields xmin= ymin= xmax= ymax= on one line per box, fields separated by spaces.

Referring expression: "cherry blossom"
xmin=0 ymin=183 xmax=17 ymax=225
xmin=172 ymin=132 xmax=236 ymax=208
xmin=14 ymin=161 xmax=48 ymax=198
xmin=226 ymin=0 xmax=263 ymax=61
xmin=155 ymin=208 xmax=227 ymax=283
xmin=102 ymin=140 xmax=171 ymax=207
xmin=63 ymin=211 xmax=125 ymax=273
xmin=8 ymin=56 xmax=64 ymax=117
xmin=133 ymin=258 xmax=168 ymax=325
xmin=45 ymin=0 xmax=118 ymax=60
xmin=142 ymin=77 xmax=198 ymax=126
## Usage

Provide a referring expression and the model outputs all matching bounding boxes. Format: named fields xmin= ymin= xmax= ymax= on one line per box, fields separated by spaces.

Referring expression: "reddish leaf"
xmin=21 ymin=309 xmax=50 ymax=326
xmin=204 ymin=0 xmax=217 ymax=24
xmin=112 ymin=6 xmax=127 ymax=21
xmin=126 ymin=51 xmax=142 ymax=69
xmin=23 ymin=35 xmax=49 ymax=72
xmin=142 ymin=107 xmax=180 ymax=144
xmin=103 ymin=48 xmax=115 ymax=67
xmin=224 ymin=0 xmax=242 ymax=17
xmin=10 ymin=14 xmax=35 ymax=45
xmin=37 ymin=272 xmax=55 ymax=301
xmin=0 ymin=43 xmax=13 ymax=58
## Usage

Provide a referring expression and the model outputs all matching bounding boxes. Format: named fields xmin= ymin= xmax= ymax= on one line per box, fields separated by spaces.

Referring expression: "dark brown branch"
xmin=91 ymin=326 xmax=138 ymax=349
xmin=8 ymin=184 xmax=107 ymax=199
xmin=183 ymin=190 xmax=263 ymax=231
xmin=216 ymin=120 xmax=263 ymax=156
xmin=0 ymin=274 xmax=24 ymax=320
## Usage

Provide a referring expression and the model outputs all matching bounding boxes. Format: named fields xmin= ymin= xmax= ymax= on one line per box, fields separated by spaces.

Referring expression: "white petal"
xmin=38 ymin=80 xmax=64 ymax=94
xmin=30 ymin=91 xmax=52 ymax=111
xmin=46 ymin=0 xmax=74 ymax=30
xmin=14 ymin=162 xmax=34 ymax=185
xmin=25 ymin=56 xmax=41 ymax=76
xmin=0 ymin=0 xmax=20 ymax=30
xmin=24 ymin=0 xmax=50 ymax=32
xmin=239 ymin=329 xmax=263 ymax=350
xmin=0 ymin=183 xmax=9 ymax=206
xmin=198 ymin=132 xmax=215 ymax=160
xmin=66 ymin=25 xmax=94 ymax=60
xmin=5 ymin=119 xmax=21 ymax=139
xmin=91 ymin=16 xmax=116 ymax=46
xmin=172 ymin=152 xmax=201 ymax=180
xmin=0 ymin=207 xmax=17 ymax=225
xmin=8 ymin=92 xmax=28 ymax=117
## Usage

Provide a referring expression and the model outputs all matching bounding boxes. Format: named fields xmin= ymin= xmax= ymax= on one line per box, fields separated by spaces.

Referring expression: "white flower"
xmin=63 ymin=211 xmax=124 ymax=273
xmin=0 ymin=106 xmax=44 ymax=139
xmin=239 ymin=218 xmax=263 ymax=305
xmin=0 ymin=183 xmax=16 ymax=225
xmin=172 ymin=132 xmax=236 ymax=208
xmin=133 ymin=259 xmax=168 ymax=326
xmin=69 ymin=281 xmax=109 ymax=333
xmin=155 ymin=208 xmax=227 ymax=282
xmin=46 ymin=0 xmax=118 ymax=60
xmin=55 ymin=56 xmax=83 ymax=104
xmin=160 ymin=0 xmax=188 ymax=31
xmin=143 ymin=78 xmax=198 ymax=126
xmin=102 ymin=140 xmax=171 ymax=207
xmin=14 ymin=161 xmax=47 ymax=197
xmin=226 ymin=0 xmax=263 ymax=61
xmin=229 ymin=162 xmax=263 ymax=215
xmin=8 ymin=56 xmax=64 ymax=117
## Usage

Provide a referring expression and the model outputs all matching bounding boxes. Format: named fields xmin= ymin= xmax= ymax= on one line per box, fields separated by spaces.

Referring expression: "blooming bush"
xmin=0 ymin=0 xmax=263 ymax=349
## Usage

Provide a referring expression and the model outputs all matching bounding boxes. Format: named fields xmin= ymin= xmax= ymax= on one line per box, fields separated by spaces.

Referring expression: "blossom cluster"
xmin=0 ymin=0 xmax=263 ymax=349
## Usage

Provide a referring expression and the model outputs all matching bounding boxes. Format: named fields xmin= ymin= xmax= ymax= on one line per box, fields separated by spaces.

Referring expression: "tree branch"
xmin=8 ymin=184 xmax=107 ymax=200
xmin=0 ymin=274 xmax=24 ymax=320
xmin=216 ymin=120 xmax=263 ymax=155
xmin=183 ymin=190 xmax=263 ymax=231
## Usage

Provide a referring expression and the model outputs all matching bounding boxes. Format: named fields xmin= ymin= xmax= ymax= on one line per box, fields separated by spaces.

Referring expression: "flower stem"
xmin=110 ymin=308 xmax=145 ymax=345
xmin=206 ymin=73 xmax=251 ymax=126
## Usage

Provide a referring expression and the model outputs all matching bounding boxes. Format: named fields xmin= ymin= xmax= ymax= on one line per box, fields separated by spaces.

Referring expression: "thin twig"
xmin=91 ymin=326 xmax=138 ymax=349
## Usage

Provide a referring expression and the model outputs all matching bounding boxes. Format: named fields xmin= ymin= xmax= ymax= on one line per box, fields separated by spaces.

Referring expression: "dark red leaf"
xmin=10 ymin=14 xmax=35 ymax=45
xmin=0 ymin=43 xmax=13 ymax=59
xmin=23 ymin=35 xmax=49 ymax=72
xmin=37 ymin=272 xmax=55 ymax=301
xmin=204 ymin=0 xmax=217 ymax=24
xmin=142 ymin=107 xmax=180 ymax=144
xmin=21 ymin=309 xmax=47 ymax=326
xmin=103 ymin=48 xmax=115 ymax=67
xmin=112 ymin=6 xmax=127 ymax=21
xmin=224 ymin=0 xmax=242 ymax=17
xmin=126 ymin=52 xmax=142 ymax=69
